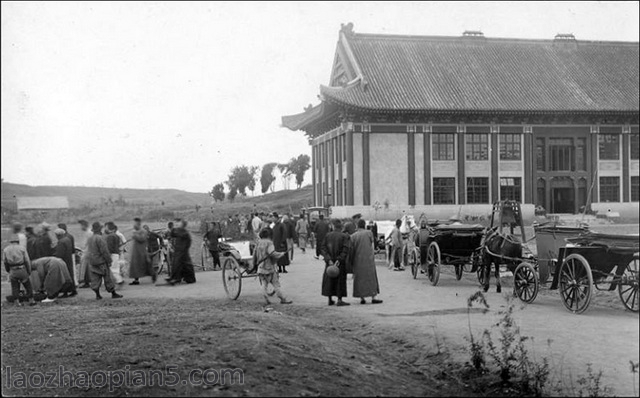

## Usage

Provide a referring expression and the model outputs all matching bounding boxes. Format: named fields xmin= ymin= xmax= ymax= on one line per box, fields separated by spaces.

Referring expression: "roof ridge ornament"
xmin=340 ymin=22 xmax=355 ymax=37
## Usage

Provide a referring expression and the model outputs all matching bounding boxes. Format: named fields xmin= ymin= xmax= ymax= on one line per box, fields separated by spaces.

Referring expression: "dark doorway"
xmin=551 ymin=188 xmax=575 ymax=213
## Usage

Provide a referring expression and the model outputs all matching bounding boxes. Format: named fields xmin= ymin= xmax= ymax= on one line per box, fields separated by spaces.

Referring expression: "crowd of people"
xmin=3 ymin=217 xmax=199 ymax=305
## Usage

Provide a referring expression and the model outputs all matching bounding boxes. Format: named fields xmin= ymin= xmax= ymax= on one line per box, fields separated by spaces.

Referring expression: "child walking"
xmin=252 ymin=228 xmax=293 ymax=305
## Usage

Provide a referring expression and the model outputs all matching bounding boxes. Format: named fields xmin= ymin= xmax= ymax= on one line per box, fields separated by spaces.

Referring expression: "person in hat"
xmin=85 ymin=222 xmax=123 ymax=300
xmin=203 ymin=221 xmax=222 ymax=271
xmin=3 ymin=234 xmax=36 ymax=306
xmin=33 ymin=223 xmax=55 ymax=260
xmin=313 ymin=214 xmax=331 ymax=260
xmin=349 ymin=219 xmax=382 ymax=304
xmin=129 ymin=217 xmax=155 ymax=285
xmin=25 ymin=226 xmax=38 ymax=260
xmin=167 ymin=219 xmax=196 ymax=285
xmin=54 ymin=228 xmax=77 ymax=297
xmin=295 ymin=213 xmax=309 ymax=254
xmin=252 ymin=228 xmax=293 ymax=305
xmin=105 ymin=222 xmax=125 ymax=285
xmin=320 ymin=219 xmax=350 ymax=306
xmin=12 ymin=222 xmax=27 ymax=250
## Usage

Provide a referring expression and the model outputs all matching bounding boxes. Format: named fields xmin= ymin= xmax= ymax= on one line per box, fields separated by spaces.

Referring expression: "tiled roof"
xmin=320 ymin=33 xmax=639 ymax=113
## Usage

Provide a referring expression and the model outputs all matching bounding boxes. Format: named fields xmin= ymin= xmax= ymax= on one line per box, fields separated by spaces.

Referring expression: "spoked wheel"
xmin=559 ymin=254 xmax=593 ymax=314
xmin=409 ymin=248 xmax=420 ymax=279
xmin=513 ymin=262 xmax=539 ymax=304
xmin=618 ymin=256 xmax=639 ymax=312
xmin=455 ymin=264 xmax=463 ymax=281
xmin=427 ymin=242 xmax=441 ymax=286
xmin=222 ymin=256 xmax=242 ymax=300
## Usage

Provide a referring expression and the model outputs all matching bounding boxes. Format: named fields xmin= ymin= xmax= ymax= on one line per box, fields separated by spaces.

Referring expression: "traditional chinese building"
xmin=282 ymin=24 xmax=639 ymax=219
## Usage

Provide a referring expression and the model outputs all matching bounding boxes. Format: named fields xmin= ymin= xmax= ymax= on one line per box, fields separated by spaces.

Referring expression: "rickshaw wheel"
xmin=618 ymin=256 xmax=639 ymax=312
xmin=222 ymin=256 xmax=242 ymax=300
xmin=455 ymin=265 xmax=463 ymax=281
xmin=513 ymin=262 xmax=539 ymax=304
xmin=559 ymin=254 xmax=593 ymax=314
xmin=427 ymin=242 xmax=441 ymax=286
xmin=410 ymin=248 xmax=420 ymax=279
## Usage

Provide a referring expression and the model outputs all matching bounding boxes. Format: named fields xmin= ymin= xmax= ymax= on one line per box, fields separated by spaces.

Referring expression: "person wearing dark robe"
xmin=85 ymin=222 xmax=122 ymax=300
xmin=203 ymin=221 xmax=222 ymax=270
xmin=284 ymin=214 xmax=296 ymax=262
xmin=271 ymin=213 xmax=290 ymax=273
xmin=129 ymin=217 xmax=155 ymax=285
xmin=144 ymin=224 xmax=164 ymax=274
xmin=167 ymin=219 xmax=196 ymax=285
xmin=415 ymin=218 xmax=431 ymax=268
xmin=33 ymin=223 xmax=55 ymax=260
xmin=321 ymin=219 xmax=350 ymax=306
xmin=350 ymin=219 xmax=382 ymax=304
xmin=313 ymin=214 xmax=331 ymax=260
xmin=30 ymin=257 xmax=74 ymax=302
xmin=54 ymin=228 xmax=77 ymax=297
xmin=25 ymin=226 xmax=38 ymax=261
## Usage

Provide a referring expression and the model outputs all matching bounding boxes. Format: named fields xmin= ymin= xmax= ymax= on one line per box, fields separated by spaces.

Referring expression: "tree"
xmin=227 ymin=165 xmax=255 ymax=196
xmin=288 ymin=154 xmax=311 ymax=189
xmin=227 ymin=186 xmax=238 ymax=202
xmin=260 ymin=162 xmax=278 ymax=194
xmin=210 ymin=183 xmax=225 ymax=202
xmin=247 ymin=166 xmax=259 ymax=196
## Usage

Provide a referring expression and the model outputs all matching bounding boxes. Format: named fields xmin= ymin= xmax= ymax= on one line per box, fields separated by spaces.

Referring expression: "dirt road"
xmin=2 ymin=236 xmax=639 ymax=396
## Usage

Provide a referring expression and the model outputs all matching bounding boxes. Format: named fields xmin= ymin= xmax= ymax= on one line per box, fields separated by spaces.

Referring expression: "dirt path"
xmin=2 ymin=245 xmax=639 ymax=396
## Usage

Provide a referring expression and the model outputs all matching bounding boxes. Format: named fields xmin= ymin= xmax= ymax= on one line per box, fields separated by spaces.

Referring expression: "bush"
xmin=144 ymin=208 xmax=176 ymax=222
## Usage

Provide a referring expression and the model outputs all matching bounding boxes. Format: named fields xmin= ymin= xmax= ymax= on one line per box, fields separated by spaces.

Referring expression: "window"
xmin=467 ymin=177 xmax=489 ymax=204
xmin=537 ymin=179 xmax=546 ymax=208
xmin=500 ymin=178 xmax=522 ymax=202
xmin=598 ymin=134 xmax=620 ymax=160
xmin=536 ymin=138 xmax=545 ymax=171
xmin=466 ymin=133 xmax=488 ymax=160
xmin=341 ymin=135 xmax=347 ymax=161
xmin=500 ymin=134 xmax=522 ymax=160
xmin=549 ymin=138 xmax=574 ymax=171
xmin=432 ymin=133 xmax=455 ymax=161
xmin=343 ymin=178 xmax=348 ymax=204
xmin=333 ymin=138 xmax=338 ymax=164
xmin=632 ymin=176 xmax=639 ymax=202
xmin=433 ymin=178 xmax=456 ymax=204
xmin=335 ymin=179 xmax=340 ymax=206
xmin=599 ymin=177 xmax=620 ymax=202
xmin=631 ymin=134 xmax=639 ymax=160
xmin=575 ymin=137 xmax=587 ymax=171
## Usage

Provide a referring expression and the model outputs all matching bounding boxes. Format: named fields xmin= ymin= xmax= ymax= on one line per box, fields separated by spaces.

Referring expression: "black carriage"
xmin=421 ymin=223 xmax=485 ymax=285
xmin=546 ymin=231 xmax=639 ymax=314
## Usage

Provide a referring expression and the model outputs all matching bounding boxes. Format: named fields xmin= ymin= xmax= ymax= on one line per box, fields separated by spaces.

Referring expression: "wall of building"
xmin=369 ymin=133 xmax=408 ymax=207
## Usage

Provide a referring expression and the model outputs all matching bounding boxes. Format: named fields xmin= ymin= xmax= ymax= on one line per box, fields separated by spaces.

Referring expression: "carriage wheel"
xmin=222 ymin=256 xmax=242 ymax=300
xmin=427 ymin=242 xmax=441 ymax=286
xmin=513 ymin=262 xmax=539 ymax=304
xmin=455 ymin=265 xmax=463 ymax=281
xmin=410 ymin=248 xmax=420 ymax=279
xmin=618 ymin=256 xmax=639 ymax=312
xmin=559 ymin=254 xmax=593 ymax=314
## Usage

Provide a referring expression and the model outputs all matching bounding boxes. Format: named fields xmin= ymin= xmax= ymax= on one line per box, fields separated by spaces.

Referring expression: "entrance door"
xmin=551 ymin=188 xmax=575 ymax=213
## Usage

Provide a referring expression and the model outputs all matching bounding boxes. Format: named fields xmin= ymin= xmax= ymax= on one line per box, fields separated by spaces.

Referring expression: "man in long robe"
xmin=129 ymin=217 xmax=155 ymax=285
xmin=167 ymin=219 xmax=196 ymax=284
xmin=313 ymin=214 xmax=331 ymax=260
xmin=295 ymin=214 xmax=309 ymax=254
xmin=321 ymin=219 xmax=350 ymax=306
xmin=30 ymin=257 xmax=73 ymax=302
xmin=33 ymin=223 xmax=55 ymax=260
xmin=75 ymin=220 xmax=93 ymax=288
xmin=272 ymin=213 xmax=290 ymax=273
xmin=54 ymin=228 xmax=77 ymax=297
xmin=349 ymin=220 xmax=382 ymax=304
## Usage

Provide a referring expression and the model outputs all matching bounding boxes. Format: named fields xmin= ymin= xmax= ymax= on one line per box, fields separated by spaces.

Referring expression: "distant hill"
xmin=1 ymin=182 xmax=211 ymax=208
xmin=1 ymin=181 xmax=315 ymax=220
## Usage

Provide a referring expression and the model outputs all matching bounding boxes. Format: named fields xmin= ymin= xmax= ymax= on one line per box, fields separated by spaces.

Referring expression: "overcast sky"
xmin=2 ymin=1 xmax=639 ymax=193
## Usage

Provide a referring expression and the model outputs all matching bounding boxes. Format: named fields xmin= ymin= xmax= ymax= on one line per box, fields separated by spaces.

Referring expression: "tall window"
xmin=549 ymin=138 xmax=574 ymax=171
xmin=343 ymin=178 xmax=347 ymax=204
xmin=598 ymin=134 xmax=620 ymax=160
xmin=432 ymin=134 xmax=455 ymax=161
xmin=575 ymin=137 xmax=587 ymax=171
xmin=631 ymin=134 xmax=639 ymax=160
xmin=500 ymin=134 xmax=522 ymax=160
xmin=467 ymin=177 xmax=489 ymax=204
xmin=599 ymin=177 xmax=620 ymax=202
xmin=465 ymin=134 xmax=488 ymax=160
xmin=537 ymin=179 xmax=546 ymax=208
xmin=632 ymin=176 xmax=639 ymax=202
xmin=500 ymin=177 xmax=522 ymax=202
xmin=536 ymin=138 xmax=545 ymax=171
xmin=433 ymin=178 xmax=456 ymax=204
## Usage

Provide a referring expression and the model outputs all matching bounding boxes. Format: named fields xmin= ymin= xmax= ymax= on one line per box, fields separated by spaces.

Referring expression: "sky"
xmin=2 ymin=1 xmax=639 ymax=193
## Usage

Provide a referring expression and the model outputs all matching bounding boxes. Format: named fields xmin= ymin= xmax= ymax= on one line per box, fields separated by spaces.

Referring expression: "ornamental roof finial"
xmin=340 ymin=22 xmax=354 ymax=36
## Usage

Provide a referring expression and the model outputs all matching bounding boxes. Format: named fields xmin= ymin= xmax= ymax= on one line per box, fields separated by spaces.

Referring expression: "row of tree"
xmin=209 ymin=154 xmax=310 ymax=202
